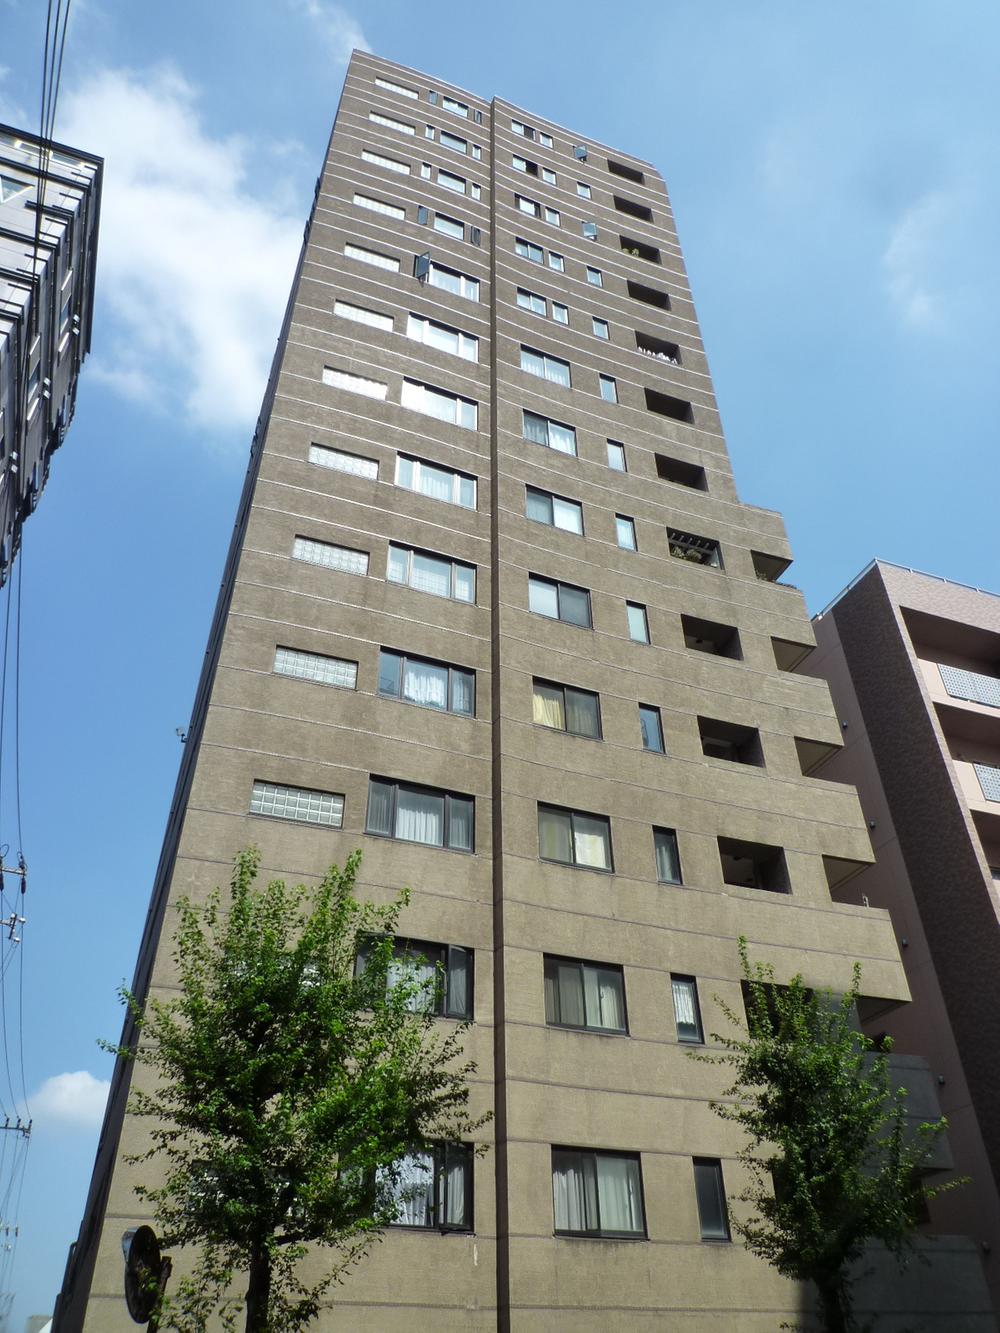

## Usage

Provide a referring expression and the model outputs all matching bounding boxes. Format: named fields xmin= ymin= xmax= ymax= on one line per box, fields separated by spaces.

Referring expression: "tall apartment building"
xmin=57 ymin=54 xmax=991 ymax=1331
xmin=0 ymin=126 xmax=101 ymax=586
xmin=802 ymin=559 xmax=1000 ymax=1314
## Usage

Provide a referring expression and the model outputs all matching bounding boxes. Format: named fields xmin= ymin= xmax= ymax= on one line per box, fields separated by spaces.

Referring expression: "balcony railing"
xmin=974 ymin=763 xmax=1000 ymax=803
xmin=939 ymin=662 xmax=1000 ymax=709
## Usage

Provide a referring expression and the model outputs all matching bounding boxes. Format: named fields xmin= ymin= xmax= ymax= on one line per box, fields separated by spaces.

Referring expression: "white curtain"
xmin=451 ymin=671 xmax=473 ymax=715
xmin=448 ymin=798 xmax=474 ymax=851
xmin=672 ymin=978 xmax=696 ymax=1029
xmin=444 ymin=1154 xmax=466 ymax=1226
xmin=410 ymin=552 xmax=450 ymax=597
xmin=573 ymin=815 xmax=610 ymax=869
xmin=389 ymin=951 xmax=436 ymax=1013
xmin=584 ymin=968 xmax=623 ymax=1030
xmin=366 ymin=782 xmax=392 ymax=836
xmin=393 ymin=1152 xmax=434 ymax=1226
xmin=419 ymin=462 xmax=454 ymax=501
xmin=396 ymin=789 xmax=444 ymax=845
xmin=552 ymin=1153 xmax=597 ymax=1231
xmin=597 ymin=1155 xmax=642 ymax=1233
xmin=404 ymin=660 xmax=448 ymax=707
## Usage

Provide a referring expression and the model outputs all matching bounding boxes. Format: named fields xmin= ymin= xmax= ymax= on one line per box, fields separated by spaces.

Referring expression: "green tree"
xmin=695 ymin=939 xmax=962 ymax=1333
xmin=108 ymin=847 xmax=488 ymax=1333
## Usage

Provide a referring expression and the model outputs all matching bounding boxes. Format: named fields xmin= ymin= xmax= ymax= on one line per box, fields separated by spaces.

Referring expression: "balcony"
xmin=938 ymin=662 xmax=1000 ymax=709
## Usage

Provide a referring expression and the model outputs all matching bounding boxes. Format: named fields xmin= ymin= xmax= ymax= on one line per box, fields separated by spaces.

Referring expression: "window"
xmin=395 ymin=453 xmax=476 ymax=508
xmin=0 ymin=175 xmax=31 ymax=203
xmin=424 ymin=124 xmax=435 ymax=139
xmin=520 ymin=346 xmax=571 ymax=387
xmin=529 ymin=575 xmax=591 ymax=627
xmin=516 ymin=193 xmax=541 ymax=217
xmin=442 ymin=95 xmax=469 ymax=118
xmin=366 ymin=778 xmax=474 ymax=851
xmin=512 ymin=154 xmax=537 ymax=175
xmin=401 ymin=379 xmax=478 ymax=429
xmin=668 ymin=529 xmax=722 ymax=568
xmin=334 ymin=300 xmax=394 ymax=332
xmin=545 ymin=957 xmax=626 ymax=1032
xmin=293 ymin=536 xmax=369 ymax=577
xmin=544 ymin=207 xmax=561 ymax=226
xmin=250 ymin=780 xmax=343 ymax=828
xmin=655 ymin=454 xmax=705 ymax=488
xmin=542 ymin=167 xmax=556 ymax=185
xmin=406 ymin=313 xmax=478 ymax=361
xmin=387 ymin=544 xmax=476 ymax=603
xmin=357 ymin=937 xmax=473 ymax=1020
xmin=552 ymin=1150 xmax=645 ymax=1237
xmin=639 ymin=705 xmax=664 ymax=752
xmin=573 ymin=143 xmax=588 ymax=161
xmin=533 ymin=679 xmax=601 ymax=738
xmin=517 ymin=287 xmax=547 ymax=316
xmin=274 ymin=645 xmax=357 ymax=690
xmin=439 ymin=130 xmax=468 ymax=153
xmin=592 ymin=317 xmax=610 ymax=340
xmin=608 ymin=158 xmax=645 ymax=184
xmin=614 ymin=194 xmax=653 ymax=222
xmin=472 ymin=145 xmax=482 ymax=160
xmin=538 ymin=805 xmax=612 ymax=870
xmin=654 ymin=828 xmax=682 ymax=884
xmin=428 ymin=91 xmax=438 ymax=105
xmin=672 ymin=976 xmax=703 ymax=1044
xmin=645 ymin=388 xmax=694 ymax=423
xmin=525 ymin=486 xmax=583 ymax=535
xmin=426 ymin=261 xmax=479 ymax=301
xmin=381 ymin=1144 xmax=473 ymax=1231
xmin=718 ymin=837 xmax=789 ymax=893
xmin=607 ymin=440 xmax=626 ymax=471
xmin=547 ymin=251 xmax=564 ymax=272
xmin=420 ymin=164 xmax=432 ymax=180
xmin=375 ymin=76 xmax=418 ymax=99
xmin=539 ymin=132 xmax=553 ymax=148
xmin=353 ymin=192 xmax=405 ymax=221
xmin=344 ymin=242 xmax=400 ymax=272
xmin=323 ymin=367 xmax=387 ymax=400
xmin=693 ymin=1159 xmax=730 ymax=1241
xmin=599 ymin=375 xmax=618 ymax=403
xmin=577 ymin=181 xmax=592 ymax=199
xmin=627 ymin=279 xmax=670 ymax=309
xmin=620 ymin=235 xmax=661 ymax=263
xmin=522 ymin=410 xmax=576 ymax=456
xmin=369 ymin=111 xmax=415 ymax=135
xmin=431 ymin=212 xmax=464 ymax=240
xmin=586 ymin=266 xmax=603 ymax=286
xmin=581 ymin=221 xmax=598 ymax=240
xmin=308 ymin=444 xmax=378 ymax=479
xmin=378 ymin=649 xmax=474 ymax=715
xmin=626 ymin=602 xmax=649 ymax=643
xmin=438 ymin=168 xmax=466 ymax=193
xmin=515 ymin=236 xmax=544 ymax=264
xmin=511 ymin=119 xmax=535 ymax=139
xmin=361 ymin=148 xmax=410 ymax=175
xmin=615 ymin=515 xmax=637 ymax=550
xmin=552 ymin=302 xmax=569 ymax=324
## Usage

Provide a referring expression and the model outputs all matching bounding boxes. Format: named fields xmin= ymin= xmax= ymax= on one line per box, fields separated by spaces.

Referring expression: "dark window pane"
xmin=450 ymin=669 xmax=475 ymax=715
xmin=366 ymin=780 xmax=393 ymax=835
xmin=640 ymin=706 xmax=664 ymax=752
xmin=694 ymin=1159 xmax=730 ymax=1240
xmin=566 ymin=687 xmax=600 ymax=738
xmin=377 ymin=650 xmax=402 ymax=698
xmin=671 ymin=975 xmax=703 ymax=1043
xmin=526 ymin=488 xmax=553 ymax=524
xmin=446 ymin=946 xmax=472 ymax=1018
xmin=447 ymin=795 xmax=474 ymax=851
xmin=559 ymin=584 xmax=591 ymax=627
xmin=654 ymin=828 xmax=682 ymax=883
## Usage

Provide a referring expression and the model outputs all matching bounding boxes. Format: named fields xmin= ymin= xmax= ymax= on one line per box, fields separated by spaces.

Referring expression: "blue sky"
xmin=1 ymin=0 xmax=998 ymax=1324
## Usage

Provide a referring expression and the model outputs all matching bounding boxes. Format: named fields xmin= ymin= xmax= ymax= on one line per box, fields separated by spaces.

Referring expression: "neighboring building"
xmin=802 ymin=558 xmax=1000 ymax=1314
xmin=56 ymin=55 xmax=991 ymax=1331
xmin=0 ymin=126 xmax=101 ymax=585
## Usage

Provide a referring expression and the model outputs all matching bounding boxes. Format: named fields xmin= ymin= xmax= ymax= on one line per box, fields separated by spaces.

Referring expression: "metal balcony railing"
xmin=939 ymin=662 xmax=1000 ymax=709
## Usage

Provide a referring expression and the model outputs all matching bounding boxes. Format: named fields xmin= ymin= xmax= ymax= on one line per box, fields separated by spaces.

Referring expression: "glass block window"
xmin=375 ymin=76 xmax=418 ymax=99
xmin=322 ymin=367 xmax=388 ymax=400
xmin=975 ymin=764 xmax=1000 ymax=802
xmin=334 ymin=300 xmax=394 ymax=332
xmin=939 ymin=664 xmax=1000 ymax=709
xmin=250 ymin=781 xmax=344 ymax=827
xmin=353 ymin=192 xmax=405 ymax=220
xmin=274 ymin=646 xmax=358 ymax=689
xmin=293 ymin=536 xmax=369 ymax=576
xmin=308 ymin=444 xmax=378 ymax=479
xmin=360 ymin=149 xmax=410 ymax=174
xmin=344 ymin=242 xmax=400 ymax=272
xmin=368 ymin=111 xmax=415 ymax=135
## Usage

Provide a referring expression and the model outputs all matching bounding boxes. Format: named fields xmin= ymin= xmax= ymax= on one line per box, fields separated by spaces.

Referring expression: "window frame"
xmin=626 ymin=601 xmax=649 ymax=643
xmin=395 ymin=452 xmax=477 ymax=509
xmin=671 ymin=975 xmax=704 ymax=1045
xmin=525 ymin=485 xmax=584 ymax=536
xmin=522 ymin=410 xmax=577 ymax=456
xmin=528 ymin=574 xmax=592 ymax=629
xmin=382 ymin=1142 xmax=474 ymax=1232
xmin=639 ymin=704 xmax=664 ymax=753
xmin=599 ymin=374 xmax=619 ymax=403
xmin=406 ymin=312 xmax=479 ymax=362
xmin=538 ymin=803 xmax=613 ymax=872
xmin=249 ymin=780 xmax=344 ymax=828
xmin=693 ymin=1158 xmax=731 ymax=1242
xmin=377 ymin=647 xmax=476 ymax=717
xmin=520 ymin=345 xmax=572 ymax=387
xmin=544 ymin=955 xmax=628 ymax=1034
xmin=426 ymin=260 xmax=480 ymax=301
xmin=386 ymin=543 xmax=477 ymax=604
xmin=274 ymin=645 xmax=358 ymax=691
xmin=365 ymin=777 xmax=475 ymax=853
xmin=532 ymin=677 xmax=602 ymax=740
xmin=552 ymin=1148 xmax=647 ymax=1239
xmin=615 ymin=515 xmax=637 ymax=551
xmin=586 ymin=266 xmax=604 ymax=287
xmin=356 ymin=935 xmax=474 ymax=1021
xmin=654 ymin=827 xmax=683 ymax=885
xmin=400 ymin=378 xmax=478 ymax=429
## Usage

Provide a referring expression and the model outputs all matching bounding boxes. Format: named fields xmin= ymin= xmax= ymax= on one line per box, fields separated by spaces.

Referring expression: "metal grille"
xmin=939 ymin=664 xmax=1000 ymax=709
xmin=974 ymin=764 xmax=1000 ymax=803
xmin=293 ymin=537 xmax=369 ymax=576
xmin=250 ymin=781 xmax=343 ymax=827
xmin=274 ymin=647 xmax=357 ymax=689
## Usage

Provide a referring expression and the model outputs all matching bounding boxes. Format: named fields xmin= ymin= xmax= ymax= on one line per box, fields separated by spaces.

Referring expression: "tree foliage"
xmin=107 ymin=847 xmax=488 ymax=1333
xmin=695 ymin=939 xmax=963 ymax=1333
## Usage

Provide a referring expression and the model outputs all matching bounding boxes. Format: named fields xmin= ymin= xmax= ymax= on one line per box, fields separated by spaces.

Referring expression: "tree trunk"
xmin=816 ymin=1275 xmax=849 ymax=1333
xmin=245 ymin=1244 xmax=272 ymax=1333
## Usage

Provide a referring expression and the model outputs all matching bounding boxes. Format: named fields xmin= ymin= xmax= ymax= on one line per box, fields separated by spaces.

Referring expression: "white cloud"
xmin=289 ymin=0 xmax=370 ymax=61
xmin=33 ymin=1070 xmax=110 ymax=1130
xmin=58 ymin=66 xmax=304 ymax=433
